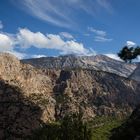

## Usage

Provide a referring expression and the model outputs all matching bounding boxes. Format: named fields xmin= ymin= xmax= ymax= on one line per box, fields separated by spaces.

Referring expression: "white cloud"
xmin=88 ymin=27 xmax=106 ymax=36
xmin=94 ymin=36 xmax=112 ymax=42
xmin=6 ymin=51 xmax=27 ymax=59
xmin=126 ymin=41 xmax=136 ymax=47
xmin=59 ymin=32 xmax=74 ymax=39
xmin=0 ymin=21 xmax=3 ymax=29
xmin=88 ymin=27 xmax=112 ymax=42
xmin=105 ymin=53 xmax=122 ymax=61
xmin=32 ymin=54 xmax=47 ymax=58
xmin=0 ymin=33 xmax=13 ymax=51
xmin=17 ymin=28 xmax=89 ymax=55
xmin=12 ymin=0 xmax=112 ymax=28
xmin=0 ymin=28 xmax=92 ymax=58
xmin=137 ymin=56 xmax=140 ymax=61
xmin=0 ymin=32 xmax=26 ymax=59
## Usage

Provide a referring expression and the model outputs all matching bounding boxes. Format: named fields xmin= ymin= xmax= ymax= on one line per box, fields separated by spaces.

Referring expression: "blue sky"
xmin=0 ymin=0 xmax=140 ymax=59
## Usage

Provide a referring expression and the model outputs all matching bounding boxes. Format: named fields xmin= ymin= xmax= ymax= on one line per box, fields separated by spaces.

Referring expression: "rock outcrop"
xmin=0 ymin=80 xmax=43 ymax=139
xmin=0 ymin=53 xmax=56 ymax=122
xmin=0 ymin=53 xmax=140 ymax=138
xmin=54 ymin=69 xmax=140 ymax=120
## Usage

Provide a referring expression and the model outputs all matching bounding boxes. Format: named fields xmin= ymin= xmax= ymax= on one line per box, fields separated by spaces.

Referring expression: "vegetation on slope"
xmin=29 ymin=113 xmax=92 ymax=140
xmin=110 ymin=106 xmax=140 ymax=140
xmin=28 ymin=114 xmax=123 ymax=140
xmin=91 ymin=117 xmax=123 ymax=140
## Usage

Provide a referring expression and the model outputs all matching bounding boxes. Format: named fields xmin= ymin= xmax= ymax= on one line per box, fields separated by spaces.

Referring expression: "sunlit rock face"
xmin=129 ymin=63 xmax=140 ymax=82
xmin=22 ymin=54 xmax=136 ymax=78
xmin=53 ymin=69 xmax=140 ymax=120
xmin=0 ymin=53 xmax=140 ymax=138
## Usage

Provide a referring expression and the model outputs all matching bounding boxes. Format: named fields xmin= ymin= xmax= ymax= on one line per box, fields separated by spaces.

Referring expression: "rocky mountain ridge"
xmin=22 ymin=54 xmax=137 ymax=78
xmin=0 ymin=53 xmax=140 ymax=139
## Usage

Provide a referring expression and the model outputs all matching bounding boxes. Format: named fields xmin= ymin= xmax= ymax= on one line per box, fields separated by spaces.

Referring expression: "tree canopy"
xmin=118 ymin=46 xmax=140 ymax=63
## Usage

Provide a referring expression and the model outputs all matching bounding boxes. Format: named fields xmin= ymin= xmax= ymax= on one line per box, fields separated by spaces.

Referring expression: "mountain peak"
xmin=22 ymin=54 xmax=136 ymax=77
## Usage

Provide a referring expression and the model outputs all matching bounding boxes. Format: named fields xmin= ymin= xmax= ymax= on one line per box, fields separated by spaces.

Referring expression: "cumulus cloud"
xmin=0 ymin=21 xmax=3 ymax=29
xmin=6 ymin=51 xmax=27 ymax=59
xmin=88 ymin=27 xmax=112 ymax=42
xmin=0 ymin=28 xmax=92 ymax=58
xmin=0 ymin=32 xmax=26 ymax=59
xmin=126 ymin=41 xmax=136 ymax=47
xmin=105 ymin=53 xmax=122 ymax=61
xmin=12 ymin=0 xmax=112 ymax=28
xmin=0 ymin=33 xmax=13 ymax=51
xmin=17 ymin=28 xmax=89 ymax=55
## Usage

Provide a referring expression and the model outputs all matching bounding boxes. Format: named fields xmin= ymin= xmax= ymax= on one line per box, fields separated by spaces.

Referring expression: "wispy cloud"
xmin=12 ymin=0 xmax=112 ymax=28
xmin=0 ymin=21 xmax=3 ymax=29
xmin=96 ymin=0 xmax=113 ymax=13
xmin=94 ymin=36 xmax=112 ymax=42
xmin=88 ymin=27 xmax=106 ymax=36
xmin=59 ymin=32 xmax=74 ymax=39
xmin=88 ymin=27 xmax=112 ymax=42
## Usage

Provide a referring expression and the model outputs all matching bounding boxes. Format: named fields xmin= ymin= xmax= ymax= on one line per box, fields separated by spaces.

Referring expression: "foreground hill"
xmin=22 ymin=55 xmax=136 ymax=78
xmin=0 ymin=53 xmax=140 ymax=139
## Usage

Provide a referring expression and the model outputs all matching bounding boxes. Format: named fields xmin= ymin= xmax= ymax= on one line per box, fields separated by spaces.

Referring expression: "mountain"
xmin=22 ymin=55 xmax=136 ymax=78
xmin=0 ymin=53 xmax=55 ymax=139
xmin=129 ymin=63 xmax=140 ymax=82
xmin=53 ymin=69 xmax=140 ymax=120
xmin=0 ymin=53 xmax=140 ymax=139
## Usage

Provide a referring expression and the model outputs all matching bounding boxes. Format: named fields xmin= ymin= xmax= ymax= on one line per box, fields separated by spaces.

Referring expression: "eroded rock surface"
xmin=0 ymin=53 xmax=140 ymax=139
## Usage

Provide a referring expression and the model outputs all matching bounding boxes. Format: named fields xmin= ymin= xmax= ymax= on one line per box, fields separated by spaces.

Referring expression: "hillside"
xmin=22 ymin=55 xmax=136 ymax=78
xmin=0 ymin=53 xmax=140 ymax=139
xmin=110 ymin=105 xmax=140 ymax=140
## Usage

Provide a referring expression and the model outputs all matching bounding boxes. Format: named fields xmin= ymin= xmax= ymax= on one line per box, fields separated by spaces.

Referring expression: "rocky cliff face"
xmin=0 ymin=53 xmax=56 ymax=139
xmin=129 ymin=63 xmax=140 ymax=82
xmin=54 ymin=69 xmax=140 ymax=120
xmin=0 ymin=80 xmax=44 ymax=139
xmin=22 ymin=55 xmax=136 ymax=78
xmin=0 ymin=53 xmax=140 ymax=138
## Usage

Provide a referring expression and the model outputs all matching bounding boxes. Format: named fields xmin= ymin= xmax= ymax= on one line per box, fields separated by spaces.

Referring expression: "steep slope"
xmin=54 ymin=69 xmax=140 ymax=120
xmin=110 ymin=105 xmax=140 ymax=140
xmin=129 ymin=63 xmax=140 ymax=82
xmin=0 ymin=80 xmax=44 ymax=139
xmin=22 ymin=55 xmax=136 ymax=77
xmin=0 ymin=53 xmax=56 ymax=122
xmin=0 ymin=53 xmax=140 ymax=138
